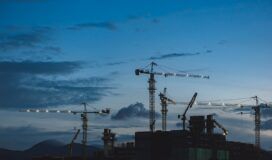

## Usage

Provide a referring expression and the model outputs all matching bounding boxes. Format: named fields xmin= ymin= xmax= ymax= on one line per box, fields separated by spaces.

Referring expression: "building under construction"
xmin=95 ymin=115 xmax=271 ymax=160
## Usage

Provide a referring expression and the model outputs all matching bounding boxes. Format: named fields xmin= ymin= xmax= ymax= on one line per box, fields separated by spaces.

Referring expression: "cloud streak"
xmin=0 ymin=26 xmax=53 ymax=52
xmin=105 ymin=61 xmax=126 ymax=66
xmin=261 ymin=119 xmax=272 ymax=130
xmin=149 ymin=52 xmax=200 ymax=60
xmin=0 ymin=60 xmax=115 ymax=108
xmin=68 ymin=22 xmax=117 ymax=31
xmin=0 ymin=61 xmax=81 ymax=75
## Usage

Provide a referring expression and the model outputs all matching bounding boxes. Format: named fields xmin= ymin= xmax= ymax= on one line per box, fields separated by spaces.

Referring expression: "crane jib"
xmin=135 ymin=69 xmax=209 ymax=79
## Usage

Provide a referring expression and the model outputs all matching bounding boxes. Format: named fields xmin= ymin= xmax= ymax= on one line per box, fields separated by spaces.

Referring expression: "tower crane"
xmin=159 ymin=88 xmax=176 ymax=131
xmin=135 ymin=62 xmax=209 ymax=132
xmin=213 ymin=119 xmax=228 ymax=136
xmin=68 ymin=129 xmax=80 ymax=159
xmin=20 ymin=103 xmax=110 ymax=160
xmin=178 ymin=92 xmax=198 ymax=130
xmin=176 ymin=96 xmax=271 ymax=149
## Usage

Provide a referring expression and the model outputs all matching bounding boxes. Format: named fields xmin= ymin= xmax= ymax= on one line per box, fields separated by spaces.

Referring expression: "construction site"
xmin=1 ymin=1 xmax=272 ymax=160
xmin=17 ymin=62 xmax=272 ymax=160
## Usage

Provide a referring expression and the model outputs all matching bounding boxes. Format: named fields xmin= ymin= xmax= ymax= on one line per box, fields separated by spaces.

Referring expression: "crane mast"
xmin=252 ymin=96 xmax=260 ymax=149
xmin=148 ymin=62 xmax=156 ymax=132
xmin=81 ymin=102 xmax=88 ymax=160
xmin=159 ymin=88 xmax=176 ymax=131
xmin=135 ymin=62 xmax=209 ymax=132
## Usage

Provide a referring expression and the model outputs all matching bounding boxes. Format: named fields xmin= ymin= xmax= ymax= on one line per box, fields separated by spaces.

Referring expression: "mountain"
xmin=111 ymin=102 xmax=160 ymax=120
xmin=0 ymin=148 xmax=24 ymax=160
xmin=0 ymin=139 xmax=101 ymax=160
xmin=25 ymin=139 xmax=65 ymax=156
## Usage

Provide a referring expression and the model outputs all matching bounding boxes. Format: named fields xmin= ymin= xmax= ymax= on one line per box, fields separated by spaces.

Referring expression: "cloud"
xmin=151 ymin=18 xmax=160 ymax=24
xmin=0 ymin=60 xmax=81 ymax=75
xmin=40 ymin=46 xmax=62 ymax=54
xmin=205 ymin=49 xmax=213 ymax=53
xmin=261 ymin=108 xmax=272 ymax=118
xmin=232 ymin=105 xmax=272 ymax=118
xmin=218 ymin=40 xmax=227 ymax=45
xmin=149 ymin=52 xmax=200 ymax=60
xmin=261 ymin=119 xmax=272 ymax=130
xmin=68 ymin=22 xmax=117 ymax=31
xmin=0 ymin=0 xmax=47 ymax=3
xmin=111 ymin=102 xmax=160 ymax=120
xmin=0 ymin=60 xmax=115 ymax=108
xmin=127 ymin=15 xmax=144 ymax=21
xmin=127 ymin=15 xmax=160 ymax=24
xmin=0 ymin=26 xmax=53 ymax=52
xmin=106 ymin=61 xmax=126 ymax=66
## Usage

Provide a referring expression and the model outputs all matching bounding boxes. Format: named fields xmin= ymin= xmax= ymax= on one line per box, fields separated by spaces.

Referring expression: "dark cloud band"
xmin=149 ymin=52 xmax=200 ymax=60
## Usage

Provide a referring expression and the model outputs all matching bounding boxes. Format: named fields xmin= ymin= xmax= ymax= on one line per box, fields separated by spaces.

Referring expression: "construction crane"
xmin=176 ymin=96 xmax=271 ymax=149
xmin=159 ymin=88 xmax=176 ymax=131
xmin=135 ymin=62 xmax=209 ymax=132
xmin=20 ymin=103 xmax=110 ymax=160
xmin=213 ymin=120 xmax=228 ymax=136
xmin=178 ymin=92 xmax=198 ymax=130
xmin=206 ymin=115 xmax=228 ymax=136
xmin=68 ymin=129 xmax=80 ymax=159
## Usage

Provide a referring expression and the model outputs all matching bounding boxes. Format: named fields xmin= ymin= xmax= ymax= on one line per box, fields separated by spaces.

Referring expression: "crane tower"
xmin=159 ymin=88 xmax=176 ymax=131
xmin=135 ymin=62 xmax=209 ymax=132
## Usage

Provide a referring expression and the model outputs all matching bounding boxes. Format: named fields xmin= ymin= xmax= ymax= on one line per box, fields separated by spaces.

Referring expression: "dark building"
xmin=135 ymin=115 xmax=229 ymax=160
xmin=95 ymin=115 xmax=271 ymax=160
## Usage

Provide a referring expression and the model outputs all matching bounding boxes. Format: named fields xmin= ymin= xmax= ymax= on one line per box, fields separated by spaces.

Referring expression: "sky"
xmin=0 ymin=0 xmax=272 ymax=150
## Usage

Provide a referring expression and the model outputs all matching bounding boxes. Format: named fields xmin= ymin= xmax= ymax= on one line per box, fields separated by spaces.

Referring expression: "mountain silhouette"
xmin=0 ymin=139 xmax=100 ymax=160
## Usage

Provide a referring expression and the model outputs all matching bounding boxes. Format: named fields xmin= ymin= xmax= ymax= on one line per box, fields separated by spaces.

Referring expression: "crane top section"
xmin=159 ymin=92 xmax=176 ymax=105
xmin=135 ymin=69 xmax=209 ymax=79
xmin=20 ymin=108 xmax=110 ymax=115
xmin=182 ymin=92 xmax=198 ymax=117
xmin=176 ymin=96 xmax=271 ymax=108
xmin=135 ymin=62 xmax=209 ymax=79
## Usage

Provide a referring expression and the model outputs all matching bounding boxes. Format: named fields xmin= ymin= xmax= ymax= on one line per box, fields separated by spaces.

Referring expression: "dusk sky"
xmin=0 ymin=0 xmax=272 ymax=151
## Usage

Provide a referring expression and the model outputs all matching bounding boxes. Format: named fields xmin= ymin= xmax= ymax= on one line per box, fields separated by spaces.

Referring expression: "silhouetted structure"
xmin=94 ymin=115 xmax=271 ymax=160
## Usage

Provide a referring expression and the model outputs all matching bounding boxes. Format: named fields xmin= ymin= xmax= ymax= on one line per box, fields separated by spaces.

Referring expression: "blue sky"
xmin=0 ymin=0 xmax=272 ymax=150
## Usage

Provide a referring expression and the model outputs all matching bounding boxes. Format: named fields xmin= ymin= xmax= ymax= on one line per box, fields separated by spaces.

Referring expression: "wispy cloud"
xmin=0 ymin=26 xmax=53 ymax=52
xmin=0 ymin=0 xmax=47 ymax=3
xmin=149 ymin=52 xmax=200 ymax=60
xmin=127 ymin=15 xmax=160 ymax=24
xmin=105 ymin=61 xmax=126 ymax=66
xmin=0 ymin=61 xmax=81 ymax=75
xmin=218 ymin=40 xmax=227 ymax=45
xmin=0 ymin=60 xmax=116 ymax=108
xmin=261 ymin=119 xmax=272 ymax=130
xmin=40 ymin=46 xmax=62 ymax=54
xmin=68 ymin=22 xmax=117 ymax=31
